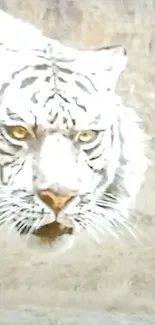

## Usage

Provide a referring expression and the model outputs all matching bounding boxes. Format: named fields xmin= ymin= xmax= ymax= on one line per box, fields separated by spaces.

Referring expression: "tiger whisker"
xmin=30 ymin=215 xmax=45 ymax=233
xmin=75 ymin=211 xmax=119 ymax=239
xmin=0 ymin=208 xmax=23 ymax=226
xmin=16 ymin=222 xmax=30 ymax=235
xmin=103 ymin=192 xmax=119 ymax=200
xmin=5 ymin=217 xmax=28 ymax=233
xmin=77 ymin=215 xmax=101 ymax=242
xmin=0 ymin=206 xmax=24 ymax=213
xmin=0 ymin=201 xmax=25 ymax=209
xmin=71 ymin=219 xmax=81 ymax=233
xmin=84 ymin=219 xmax=104 ymax=241
xmin=89 ymin=214 xmax=120 ymax=239
xmin=116 ymin=217 xmax=138 ymax=240
xmin=96 ymin=200 xmax=124 ymax=211
xmin=86 ymin=224 xmax=101 ymax=242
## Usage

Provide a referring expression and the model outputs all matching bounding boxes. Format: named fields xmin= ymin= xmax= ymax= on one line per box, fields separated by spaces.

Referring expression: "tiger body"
xmin=0 ymin=11 xmax=148 ymax=252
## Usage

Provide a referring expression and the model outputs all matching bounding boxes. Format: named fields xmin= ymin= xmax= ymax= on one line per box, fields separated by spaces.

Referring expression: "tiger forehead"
xmin=0 ymin=55 xmax=114 ymax=129
xmin=1 ymin=88 xmax=102 ymax=131
xmin=5 ymin=62 xmax=99 ymax=109
xmin=10 ymin=57 xmax=97 ymax=98
xmin=1 ymin=75 xmax=103 ymax=128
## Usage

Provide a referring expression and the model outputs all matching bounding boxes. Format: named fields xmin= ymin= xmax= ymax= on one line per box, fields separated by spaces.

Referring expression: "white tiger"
xmin=0 ymin=10 xmax=148 ymax=252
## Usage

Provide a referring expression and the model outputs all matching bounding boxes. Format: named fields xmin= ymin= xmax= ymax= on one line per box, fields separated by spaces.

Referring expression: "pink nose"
xmin=38 ymin=189 xmax=75 ymax=213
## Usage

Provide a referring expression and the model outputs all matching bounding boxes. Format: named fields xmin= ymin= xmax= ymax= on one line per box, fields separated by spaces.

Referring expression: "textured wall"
xmin=0 ymin=1 xmax=155 ymax=218
xmin=1 ymin=0 xmax=155 ymax=51
xmin=0 ymin=4 xmax=155 ymax=322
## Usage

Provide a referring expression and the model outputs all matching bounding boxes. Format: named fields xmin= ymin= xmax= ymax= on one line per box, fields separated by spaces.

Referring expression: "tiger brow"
xmin=4 ymin=107 xmax=37 ymax=126
xmin=5 ymin=108 xmax=25 ymax=123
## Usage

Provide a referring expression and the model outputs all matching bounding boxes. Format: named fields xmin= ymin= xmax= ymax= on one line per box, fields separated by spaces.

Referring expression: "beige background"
xmin=0 ymin=1 xmax=155 ymax=324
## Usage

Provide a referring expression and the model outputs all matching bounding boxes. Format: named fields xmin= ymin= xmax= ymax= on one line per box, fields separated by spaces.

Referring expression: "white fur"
xmin=0 ymin=10 xmax=149 ymax=253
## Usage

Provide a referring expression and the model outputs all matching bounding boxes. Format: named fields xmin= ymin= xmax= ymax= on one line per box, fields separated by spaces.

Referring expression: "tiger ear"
xmin=89 ymin=45 xmax=128 ymax=91
xmin=68 ymin=45 xmax=128 ymax=92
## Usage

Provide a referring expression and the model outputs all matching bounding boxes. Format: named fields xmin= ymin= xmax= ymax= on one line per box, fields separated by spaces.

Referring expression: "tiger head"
xmin=0 ymin=12 xmax=148 ymax=252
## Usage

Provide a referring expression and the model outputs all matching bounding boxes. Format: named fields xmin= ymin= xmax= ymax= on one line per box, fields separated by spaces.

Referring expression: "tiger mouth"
xmin=32 ymin=221 xmax=73 ymax=240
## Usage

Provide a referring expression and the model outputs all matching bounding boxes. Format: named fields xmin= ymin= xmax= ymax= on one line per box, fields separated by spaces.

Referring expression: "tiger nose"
xmin=38 ymin=189 xmax=75 ymax=213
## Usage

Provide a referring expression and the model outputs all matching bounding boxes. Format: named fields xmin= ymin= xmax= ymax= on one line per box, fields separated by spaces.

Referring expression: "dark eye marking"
xmin=0 ymin=147 xmax=15 ymax=157
xmin=5 ymin=107 xmax=25 ymax=123
xmin=1 ymin=129 xmax=23 ymax=150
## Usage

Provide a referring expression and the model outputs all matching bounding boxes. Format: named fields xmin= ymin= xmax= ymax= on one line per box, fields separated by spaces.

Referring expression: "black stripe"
xmin=74 ymin=97 xmax=86 ymax=112
xmin=0 ymin=82 xmax=9 ymax=95
xmin=29 ymin=110 xmax=37 ymax=129
xmin=34 ymin=64 xmax=50 ymax=70
xmin=89 ymin=152 xmax=102 ymax=161
xmin=63 ymin=117 xmax=67 ymax=124
xmin=49 ymin=112 xmax=58 ymax=124
xmin=12 ymin=160 xmax=26 ymax=177
xmin=0 ymin=160 xmax=16 ymax=184
xmin=31 ymin=48 xmax=48 ymax=54
xmin=58 ymin=66 xmax=73 ymax=75
xmin=20 ymin=76 xmax=38 ymax=89
xmin=56 ymin=57 xmax=75 ymax=64
xmin=12 ymin=63 xmax=50 ymax=79
xmin=67 ymin=110 xmax=76 ymax=126
xmin=94 ymin=44 xmax=123 ymax=51
xmin=43 ymin=94 xmax=55 ymax=107
xmin=0 ymin=147 xmax=14 ymax=157
xmin=6 ymin=107 xmax=25 ymax=123
xmin=58 ymin=93 xmax=70 ymax=103
xmin=58 ymin=76 xmax=67 ymax=83
xmin=12 ymin=65 xmax=30 ymax=79
xmin=75 ymin=80 xmax=90 ymax=94
xmin=84 ymin=141 xmax=101 ymax=156
xmin=1 ymin=130 xmax=22 ymax=150
xmin=93 ymin=114 xmax=101 ymax=125
xmin=45 ymin=76 xmax=51 ymax=83
xmin=31 ymin=91 xmax=39 ymax=104
xmin=84 ymin=75 xmax=98 ymax=92
xmin=76 ymin=73 xmax=98 ymax=92
xmin=6 ymin=159 xmax=25 ymax=184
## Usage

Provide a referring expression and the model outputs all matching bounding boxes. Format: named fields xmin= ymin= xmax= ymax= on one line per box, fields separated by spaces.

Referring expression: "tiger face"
xmin=0 ymin=57 xmax=120 ymax=234
xmin=0 ymin=11 xmax=148 ymax=250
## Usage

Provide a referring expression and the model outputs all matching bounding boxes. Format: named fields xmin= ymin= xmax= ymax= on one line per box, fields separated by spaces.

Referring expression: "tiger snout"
xmin=38 ymin=189 xmax=76 ymax=213
xmin=32 ymin=133 xmax=91 ymax=201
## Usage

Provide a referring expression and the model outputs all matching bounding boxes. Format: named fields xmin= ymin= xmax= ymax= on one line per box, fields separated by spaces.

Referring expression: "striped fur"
xmin=0 ymin=11 xmax=148 ymax=251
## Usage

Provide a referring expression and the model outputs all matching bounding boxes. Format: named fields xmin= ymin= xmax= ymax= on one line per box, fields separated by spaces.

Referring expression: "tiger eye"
xmin=8 ymin=126 xmax=29 ymax=140
xmin=78 ymin=130 xmax=97 ymax=143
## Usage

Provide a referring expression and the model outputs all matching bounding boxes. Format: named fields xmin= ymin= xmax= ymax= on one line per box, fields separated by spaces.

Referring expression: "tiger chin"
xmin=0 ymin=10 xmax=149 ymax=254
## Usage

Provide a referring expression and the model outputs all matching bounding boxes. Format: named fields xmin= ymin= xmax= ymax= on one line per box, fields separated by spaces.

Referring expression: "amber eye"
xmin=78 ymin=130 xmax=97 ymax=143
xmin=8 ymin=126 xmax=29 ymax=140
